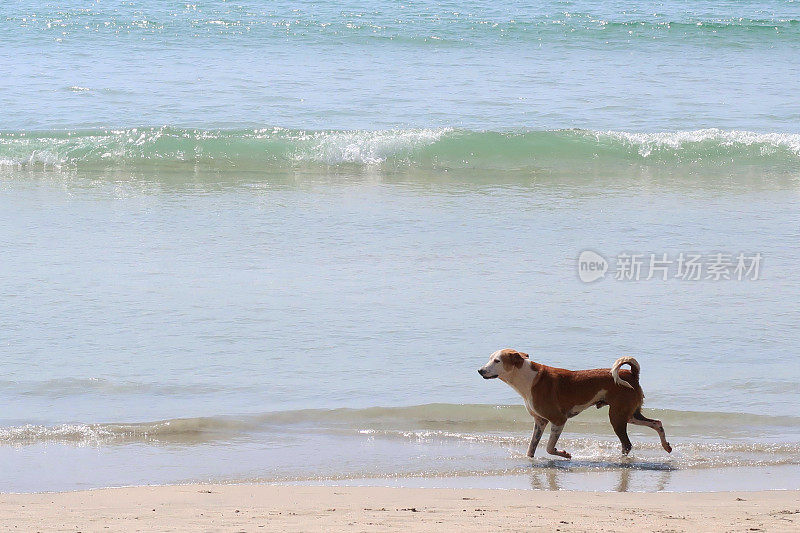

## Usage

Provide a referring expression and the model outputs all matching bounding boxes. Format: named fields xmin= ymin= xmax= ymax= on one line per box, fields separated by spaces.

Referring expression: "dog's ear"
xmin=507 ymin=351 xmax=528 ymax=368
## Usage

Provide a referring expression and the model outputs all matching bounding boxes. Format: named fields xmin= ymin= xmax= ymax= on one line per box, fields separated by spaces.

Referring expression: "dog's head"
xmin=478 ymin=349 xmax=529 ymax=380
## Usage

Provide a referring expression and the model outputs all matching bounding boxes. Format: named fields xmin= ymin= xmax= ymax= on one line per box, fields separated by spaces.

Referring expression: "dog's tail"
xmin=611 ymin=356 xmax=640 ymax=389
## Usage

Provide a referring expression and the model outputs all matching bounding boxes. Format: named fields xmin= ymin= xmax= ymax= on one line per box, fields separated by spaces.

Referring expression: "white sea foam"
xmin=289 ymin=128 xmax=452 ymax=165
xmin=598 ymin=128 xmax=800 ymax=158
xmin=0 ymin=424 xmax=116 ymax=446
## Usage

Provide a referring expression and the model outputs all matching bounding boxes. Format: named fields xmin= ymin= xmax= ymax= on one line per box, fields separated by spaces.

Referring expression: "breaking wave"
xmin=1 ymin=127 xmax=799 ymax=172
xmin=4 ymin=403 xmax=800 ymax=451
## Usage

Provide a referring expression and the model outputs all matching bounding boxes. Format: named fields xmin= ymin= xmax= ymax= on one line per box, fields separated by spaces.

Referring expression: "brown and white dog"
xmin=478 ymin=349 xmax=672 ymax=459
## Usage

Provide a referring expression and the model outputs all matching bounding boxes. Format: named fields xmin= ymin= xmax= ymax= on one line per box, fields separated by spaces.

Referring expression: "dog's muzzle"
xmin=478 ymin=369 xmax=498 ymax=379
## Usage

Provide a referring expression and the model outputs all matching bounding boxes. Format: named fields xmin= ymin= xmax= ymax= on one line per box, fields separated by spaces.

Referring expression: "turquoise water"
xmin=2 ymin=0 xmax=800 ymax=492
xmin=2 ymin=1 xmax=799 ymax=131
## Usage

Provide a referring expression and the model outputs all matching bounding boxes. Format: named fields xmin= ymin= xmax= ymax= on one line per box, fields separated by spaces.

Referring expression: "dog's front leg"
xmin=526 ymin=416 xmax=548 ymax=458
xmin=546 ymin=424 xmax=571 ymax=459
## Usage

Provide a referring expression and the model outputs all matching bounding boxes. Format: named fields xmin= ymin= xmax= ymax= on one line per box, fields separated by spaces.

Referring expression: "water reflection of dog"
xmin=527 ymin=459 xmax=674 ymax=492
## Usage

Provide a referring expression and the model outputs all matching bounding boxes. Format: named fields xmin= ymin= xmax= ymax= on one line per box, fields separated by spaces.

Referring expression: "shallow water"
xmin=3 ymin=155 xmax=800 ymax=491
xmin=3 ymin=404 xmax=800 ymax=493
xmin=2 ymin=0 xmax=800 ymax=493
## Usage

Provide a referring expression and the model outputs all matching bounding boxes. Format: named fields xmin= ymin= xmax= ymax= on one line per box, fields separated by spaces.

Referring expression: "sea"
xmin=1 ymin=0 xmax=800 ymax=493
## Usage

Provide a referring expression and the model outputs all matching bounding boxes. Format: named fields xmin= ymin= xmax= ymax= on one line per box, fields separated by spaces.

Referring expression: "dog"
xmin=478 ymin=349 xmax=671 ymax=458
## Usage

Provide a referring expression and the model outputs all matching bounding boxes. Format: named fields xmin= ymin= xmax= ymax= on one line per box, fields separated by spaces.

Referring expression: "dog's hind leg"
xmin=609 ymin=407 xmax=633 ymax=455
xmin=629 ymin=409 xmax=672 ymax=453
xmin=545 ymin=423 xmax=571 ymax=459
xmin=527 ymin=416 xmax=548 ymax=458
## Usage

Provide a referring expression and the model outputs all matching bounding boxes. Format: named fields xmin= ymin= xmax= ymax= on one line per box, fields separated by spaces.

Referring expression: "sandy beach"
xmin=2 ymin=485 xmax=797 ymax=532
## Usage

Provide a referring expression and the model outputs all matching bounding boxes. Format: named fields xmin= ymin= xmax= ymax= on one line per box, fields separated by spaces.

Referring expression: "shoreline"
xmin=3 ymin=485 xmax=798 ymax=532
xmin=5 ymin=403 xmax=800 ymax=494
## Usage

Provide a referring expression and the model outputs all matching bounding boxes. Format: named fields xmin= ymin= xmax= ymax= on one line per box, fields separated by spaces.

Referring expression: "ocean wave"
xmin=0 ymin=127 xmax=449 ymax=170
xmin=1 ymin=127 xmax=799 ymax=173
xmin=599 ymin=129 xmax=800 ymax=158
xmin=0 ymin=417 xmax=258 ymax=446
xmin=4 ymin=403 xmax=800 ymax=447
